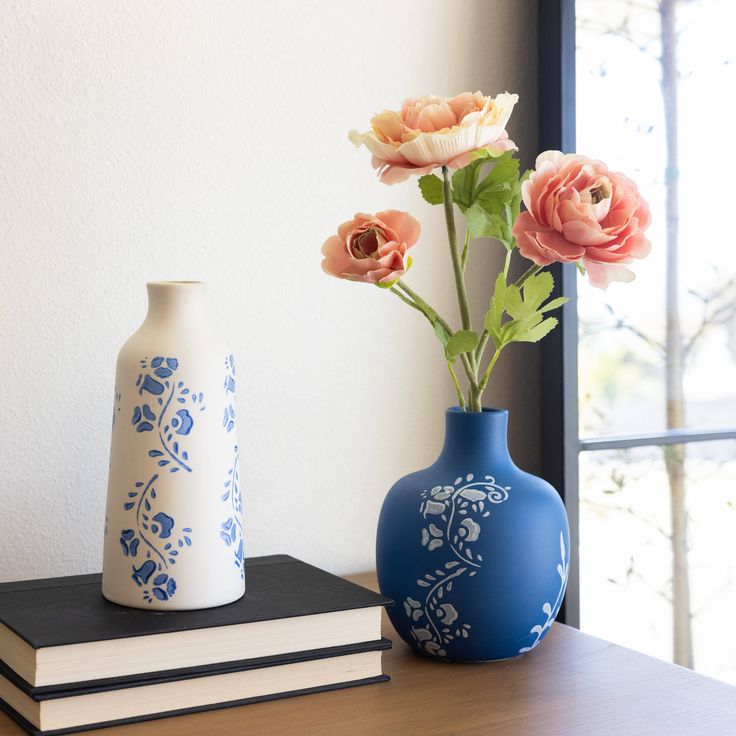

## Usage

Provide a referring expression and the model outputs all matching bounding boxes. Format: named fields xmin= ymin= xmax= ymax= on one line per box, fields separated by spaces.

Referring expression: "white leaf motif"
xmin=459 ymin=518 xmax=481 ymax=542
xmin=459 ymin=488 xmax=486 ymax=501
xmin=424 ymin=501 xmax=445 ymax=516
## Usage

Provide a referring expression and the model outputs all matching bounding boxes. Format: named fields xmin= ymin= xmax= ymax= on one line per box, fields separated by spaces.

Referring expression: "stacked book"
xmin=0 ymin=555 xmax=391 ymax=735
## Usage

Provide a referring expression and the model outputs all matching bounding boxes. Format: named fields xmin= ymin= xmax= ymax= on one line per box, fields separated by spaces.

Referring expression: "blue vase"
xmin=376 ymin=407 xmax=569 ymax=661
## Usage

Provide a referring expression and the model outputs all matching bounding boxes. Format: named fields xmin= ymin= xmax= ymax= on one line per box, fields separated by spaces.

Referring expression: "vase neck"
xmin=438 ymin=407 xmax=511 ymax=465
xmin=144 ymin=281 xmax=207 ymax=330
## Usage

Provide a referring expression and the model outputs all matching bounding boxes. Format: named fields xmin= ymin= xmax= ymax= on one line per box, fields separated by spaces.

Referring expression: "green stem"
xmin=396 ymin=280 xmax=477 ymax=394
xmin=461 ymin=354 xmax=478 ymax=392
xmin=503 ymin=247 xmax=513 ymax=278
xmin=461 ymin=227 xmax=470 ymax=272
xmin=515 ymin=263 xmax=542 ymax=288
xmin=447 ymin=360 xmax=466 ymax=410
xmin=469 ymin=388 xmax=481 ymax=412
xmin=442 ymin=167 xmax=471 ymax=332
xmin=395 ymin=281 xmax=453 ymax=336
xmin=389 ymin=286 xmax=424 ymax=313
xmin=477 ymin=346 xmax=504 ymax=397
xmin=474 ymin=333 xmax=489 ymax=364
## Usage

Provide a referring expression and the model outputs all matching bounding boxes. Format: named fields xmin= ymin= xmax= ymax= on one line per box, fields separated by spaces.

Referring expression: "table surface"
xmin=2 ymin=572 xmax=735 ymax=736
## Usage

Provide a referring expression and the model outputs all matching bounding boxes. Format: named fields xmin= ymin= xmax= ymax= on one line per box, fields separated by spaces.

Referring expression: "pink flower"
xmin=512 ymin=151 xmax=651 ymax=289
xmin=349 ymin=92 xmax=518 ymax=185
xmin=321 ymin=210 xmax=420 ymax=285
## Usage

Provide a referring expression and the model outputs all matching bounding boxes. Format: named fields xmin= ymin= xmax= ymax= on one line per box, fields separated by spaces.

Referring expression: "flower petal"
xmin=375 ymin=210 xmax=421 ymax=247
xmin=583 ymin=258 xmax=636 ymax=289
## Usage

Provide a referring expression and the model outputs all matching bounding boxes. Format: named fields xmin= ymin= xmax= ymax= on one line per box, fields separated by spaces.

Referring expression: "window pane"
xmin=579 ymin=441 xmax=736 ymax=683
xmin=576 ymin=0 xmax=736 ymax=437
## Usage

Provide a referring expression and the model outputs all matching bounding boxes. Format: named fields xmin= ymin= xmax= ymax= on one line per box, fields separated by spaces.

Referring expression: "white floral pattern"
xmin=519 ymin=531 xmax=569 ymax=653
xmin=404 ymin=473 xmax=510 ymax=657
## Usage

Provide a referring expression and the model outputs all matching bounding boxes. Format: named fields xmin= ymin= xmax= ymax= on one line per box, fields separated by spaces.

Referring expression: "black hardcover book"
xmin=0 ymin=639 xmax=392 ymax=735
xmin=0 ymin=555 xmax=391 ymax=689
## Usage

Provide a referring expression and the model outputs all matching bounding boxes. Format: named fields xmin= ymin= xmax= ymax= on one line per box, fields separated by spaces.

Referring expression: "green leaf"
xmin=540 ymin=296 xmax=569 ymax=313
xmin=465 ymin=205 xmax=512 ymax=247
xmin=522 ymin=271 xmax=554 ymax=312
xmin=482 ymin=269 xmax=564 ymax=350
xmin=483 ymin=152 xmax=520 ymax=188
xmin=451 ymin=166 xmax=479 ymax=211
xmin=445 ymin=330 xmax=479 ymax=358
xmin=513 ymin=317 xmax=559 ymax=343
xmin=452 ymin=150 xmax=507 ymax=212
xmin=433 ymin=321 xmax=450 ymax=347
xmin=465 ymin=148 xmax=494 ymax=165
xmin=502 ymin=285 xmax=524 ymax=320
xmin=473 ymin=183 xmax=512 ymax=216
xmin=418 ymin=174 xmax=444 ymax=205
xmin=454 ymin=152 xmax=522 ymax=253
xmin=472 ymin=152 xmax=519 ymax=215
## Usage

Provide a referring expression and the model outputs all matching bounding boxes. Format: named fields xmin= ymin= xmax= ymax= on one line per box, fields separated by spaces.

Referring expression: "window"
xmin=540 ymin=0 xmax=736 ymax=684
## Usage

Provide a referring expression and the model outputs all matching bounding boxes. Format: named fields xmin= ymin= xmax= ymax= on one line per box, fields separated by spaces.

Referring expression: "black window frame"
xmin=538 ymin=0 xmax=580 ymax=628
xmin=538 ymin=0 xmax=736 ymax=630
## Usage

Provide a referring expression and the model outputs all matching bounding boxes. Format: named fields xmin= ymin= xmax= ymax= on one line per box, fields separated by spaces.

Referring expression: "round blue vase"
xmin=376 ymin=407 xmax=569 ymax=661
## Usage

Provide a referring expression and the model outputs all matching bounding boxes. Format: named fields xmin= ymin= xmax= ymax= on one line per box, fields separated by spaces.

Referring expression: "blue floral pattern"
xmin=118 ymin=355 xmax=200 ymax=604
xmin=119 ymin=472 xmax=193 ymax=604
xmin=132 ymin=356 xmax=205 ymax=473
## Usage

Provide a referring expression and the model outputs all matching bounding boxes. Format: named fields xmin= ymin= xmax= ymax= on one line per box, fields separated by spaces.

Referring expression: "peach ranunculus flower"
xmin=321 ymin=210 xmax=420 ymax=285
xmin=512 ymin=151 xmax=652 ymax=289
xmin=349 ymin=92 xmax=519 ymax=185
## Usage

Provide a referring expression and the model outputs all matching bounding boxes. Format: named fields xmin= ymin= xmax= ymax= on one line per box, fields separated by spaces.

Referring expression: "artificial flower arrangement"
xmin=322 ymin=91 xmax=651 ymax=411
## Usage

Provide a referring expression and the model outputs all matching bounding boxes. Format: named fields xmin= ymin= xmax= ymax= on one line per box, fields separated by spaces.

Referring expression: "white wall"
xmin=0 ymin=0 xmax=538 ymax=580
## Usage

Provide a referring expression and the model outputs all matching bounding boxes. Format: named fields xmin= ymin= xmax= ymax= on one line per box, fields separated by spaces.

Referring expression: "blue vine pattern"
xmin=111 ymin=387 xmax=121 ymax=429
xmin=518 ymin=532 xmax=569 ymax=653
xmin=118 ymin=355 xmax=202 ymax=604
xmin=220 ymin=445 xmax=244 ymax=577
xmin=404 ymin=474 xmax=510 ymax=657
xmin=222 ymin=354 xmax=236 ymax=433
xmin=219 ymin=355 xmax=243 ymax=577
xmin=132 ymin=356 xmax=206 ymax=474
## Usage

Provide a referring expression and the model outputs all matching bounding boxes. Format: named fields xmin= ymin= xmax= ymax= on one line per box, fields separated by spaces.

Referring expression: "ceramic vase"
xmin=376 ymin=407 xmax=569 ymax=661
xmin=102 ymin=281 xmax=244 ymax=610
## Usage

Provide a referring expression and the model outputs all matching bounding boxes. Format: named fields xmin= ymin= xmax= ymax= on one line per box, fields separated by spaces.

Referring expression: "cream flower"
xmin=349 ymin=92 xmax=519 ymax=184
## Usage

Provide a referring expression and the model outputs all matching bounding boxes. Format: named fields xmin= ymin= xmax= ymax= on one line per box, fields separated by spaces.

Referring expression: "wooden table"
xmin=2 ymin=572 xmax=735 ymax=736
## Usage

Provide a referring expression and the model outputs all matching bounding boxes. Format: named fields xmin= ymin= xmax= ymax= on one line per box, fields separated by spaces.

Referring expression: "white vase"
xmin=102 ymin=281 xmax=244 ymax=610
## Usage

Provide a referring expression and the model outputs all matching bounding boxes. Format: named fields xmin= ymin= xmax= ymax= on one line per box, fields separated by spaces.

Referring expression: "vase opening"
xmin=148 ymin=280 xmax=205 ymax=286
xmin=440 ymin=405 xmax=510 ymax=466
xmin=145 ymin=281 xmax=207 ymax=328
